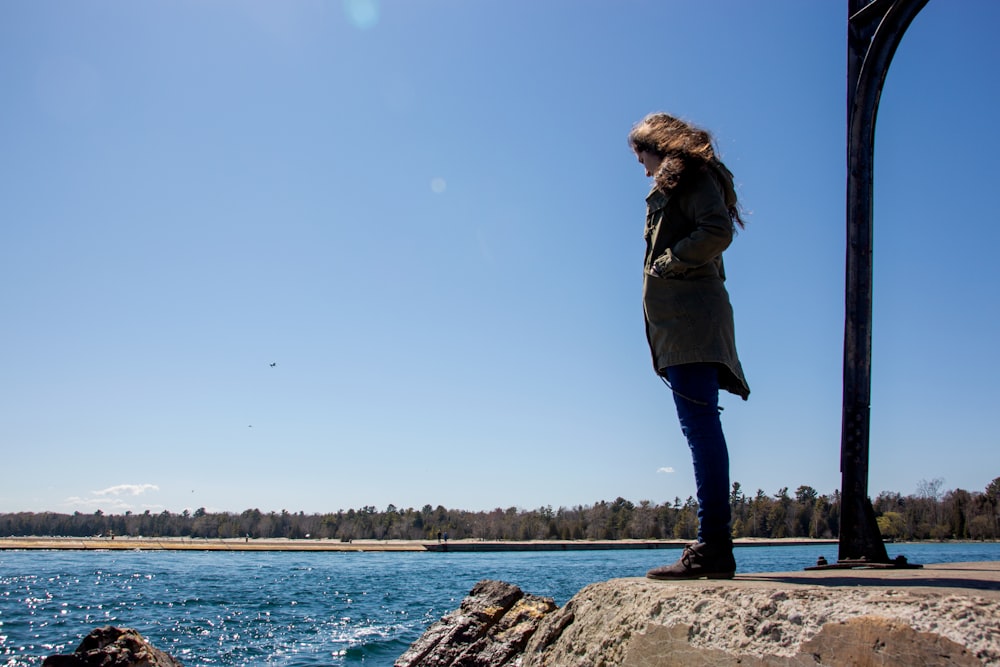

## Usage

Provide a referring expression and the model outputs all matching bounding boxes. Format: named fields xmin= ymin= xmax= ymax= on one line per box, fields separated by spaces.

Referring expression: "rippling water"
xmin=2 ymin=542 xmax=997 ymax=666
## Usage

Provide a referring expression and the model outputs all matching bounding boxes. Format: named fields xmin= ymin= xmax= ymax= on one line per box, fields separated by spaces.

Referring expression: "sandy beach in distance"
xmin=0 ymin=536 xmax=430 ymax=552
xmin=0 ymin=536 xmax=838 ymax=552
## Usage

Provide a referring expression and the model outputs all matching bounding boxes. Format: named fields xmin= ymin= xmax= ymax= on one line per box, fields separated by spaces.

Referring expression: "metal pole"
xmin=837 ymin=0 xmax=928 ymax=566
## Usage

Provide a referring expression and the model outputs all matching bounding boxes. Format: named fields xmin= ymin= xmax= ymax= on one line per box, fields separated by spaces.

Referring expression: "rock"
xmin=394 ymin=579 xmax=557 ymax=667
xmin=519 ymin=578 xmax=999 ymax=666
xmin=616 ymin=616 xmax=980 ymax=666
xmin=42 ymin=626 xmax=183 ymax=667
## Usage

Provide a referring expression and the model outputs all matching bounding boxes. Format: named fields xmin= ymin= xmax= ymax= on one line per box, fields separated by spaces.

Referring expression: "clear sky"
xmin=2 ymin=1 xmax=998 ymax=516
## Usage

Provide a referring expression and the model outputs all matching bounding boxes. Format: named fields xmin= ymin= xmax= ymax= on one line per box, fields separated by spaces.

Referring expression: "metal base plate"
xmin=805 ymin=555 xmax=922 ymax=571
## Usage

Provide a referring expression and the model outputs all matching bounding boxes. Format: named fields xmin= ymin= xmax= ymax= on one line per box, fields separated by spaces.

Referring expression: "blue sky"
xmin=2 ymin=1 xmax=998 ymax=516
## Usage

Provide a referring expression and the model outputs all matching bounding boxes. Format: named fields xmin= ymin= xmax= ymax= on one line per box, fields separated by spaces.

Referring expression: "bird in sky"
xmin=269 ymin=362 xmax=277 ymax=367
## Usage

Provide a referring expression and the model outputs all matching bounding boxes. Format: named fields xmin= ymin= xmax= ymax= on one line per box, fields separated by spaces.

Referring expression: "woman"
xmin=628 ymin=113 xmax=749 ymax=580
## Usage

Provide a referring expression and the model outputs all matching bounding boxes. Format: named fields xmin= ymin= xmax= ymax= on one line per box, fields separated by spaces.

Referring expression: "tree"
xmin=943 ymin=489 xmax=972 ymax=539
xmin=795 ymin=486 xmax=818 ymax=504
xmin=876 ymin=511 xmax=905 ymax=540
xmin=749 ymin=489 xmax=769 ymax=537
xmin=610 ymin=497 xmax=634 ymax=539
xmin=916 ymin=477 xmax=944 ymax=501
xmin=730 ymin=482 xmax=744 ymax=506
xmin=986 ymin=477 xmax=1000 ymax=537
xmin=811 ymin=495 xmax=832 ymax=538
xmin=672 ymin=497 xmax=697 ymax=540
xmin=912 ymin=478 xmax=947 ymax=538
xmin=768 ymin=487 xmax=791 ymax=538
xmin=793 ymin=486 xmax=818 ymax=536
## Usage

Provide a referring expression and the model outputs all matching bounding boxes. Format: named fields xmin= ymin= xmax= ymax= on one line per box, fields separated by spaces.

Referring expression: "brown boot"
xmin=646 ymin=542 xmax=736 ymax=580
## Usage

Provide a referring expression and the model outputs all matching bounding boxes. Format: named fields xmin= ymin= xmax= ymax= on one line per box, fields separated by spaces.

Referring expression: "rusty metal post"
xmin=838 ymin=0 xmax=928 ymax=565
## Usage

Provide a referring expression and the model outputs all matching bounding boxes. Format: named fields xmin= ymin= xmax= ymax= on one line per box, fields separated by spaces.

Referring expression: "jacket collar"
xmin=645 ymin=187 xmax=670 ymax=210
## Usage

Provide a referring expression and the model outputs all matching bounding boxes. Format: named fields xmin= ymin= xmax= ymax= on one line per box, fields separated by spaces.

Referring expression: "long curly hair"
xmin=628 ymin=113 xmax=745 ymax=228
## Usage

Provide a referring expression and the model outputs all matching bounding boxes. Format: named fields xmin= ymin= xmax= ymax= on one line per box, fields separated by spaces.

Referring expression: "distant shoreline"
xmin=2 ymin=536 xmax=841 ymax=552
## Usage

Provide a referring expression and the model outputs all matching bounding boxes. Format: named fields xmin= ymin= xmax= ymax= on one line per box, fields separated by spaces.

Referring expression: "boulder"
xmin=42 ymin=626 xmax=183 ymax=667
xmin=521 ymin=578 xmax=998 ymax=666
xmin=395 ymin=579 xmax=557 ymax=666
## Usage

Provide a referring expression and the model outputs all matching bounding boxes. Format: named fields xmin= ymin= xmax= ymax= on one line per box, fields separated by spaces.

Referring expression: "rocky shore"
xmin=40 ymin=560 xmax=1000 ymax=665
xmin=398 ymin=562 xmax=1000 ymax=666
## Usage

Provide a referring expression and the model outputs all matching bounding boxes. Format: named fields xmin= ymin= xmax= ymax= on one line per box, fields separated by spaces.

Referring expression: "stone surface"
xmin=394 ymin=579 xmax=557 ymax=667
xmin=621 ymin=616 xmax=980 ymax=666
xmin=520 ymin=571 xmax=1000 ymax=666
xmin=42 ymin=626 xmax=183 ymax=667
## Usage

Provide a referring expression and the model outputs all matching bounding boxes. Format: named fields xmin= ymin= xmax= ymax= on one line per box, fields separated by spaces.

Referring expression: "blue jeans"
xmin=665 ymin=363 xmax=731 ymax=545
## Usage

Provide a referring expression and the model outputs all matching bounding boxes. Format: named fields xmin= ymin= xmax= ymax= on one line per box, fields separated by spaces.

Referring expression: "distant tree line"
xmin=2 ymin=477 xmax=998 ymax=542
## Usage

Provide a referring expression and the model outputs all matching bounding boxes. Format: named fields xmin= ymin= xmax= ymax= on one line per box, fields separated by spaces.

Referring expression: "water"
xmin=1 ymin=542 xmax=997 ymax=666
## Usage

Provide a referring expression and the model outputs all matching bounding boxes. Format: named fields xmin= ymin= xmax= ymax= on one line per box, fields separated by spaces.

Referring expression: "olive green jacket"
xmin=642 ymin=165 xmax=750 ymax=399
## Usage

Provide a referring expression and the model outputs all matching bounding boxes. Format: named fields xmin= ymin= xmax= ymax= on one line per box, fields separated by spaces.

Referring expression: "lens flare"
xmin=343 ymin=0 xmax=379 ymax=30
